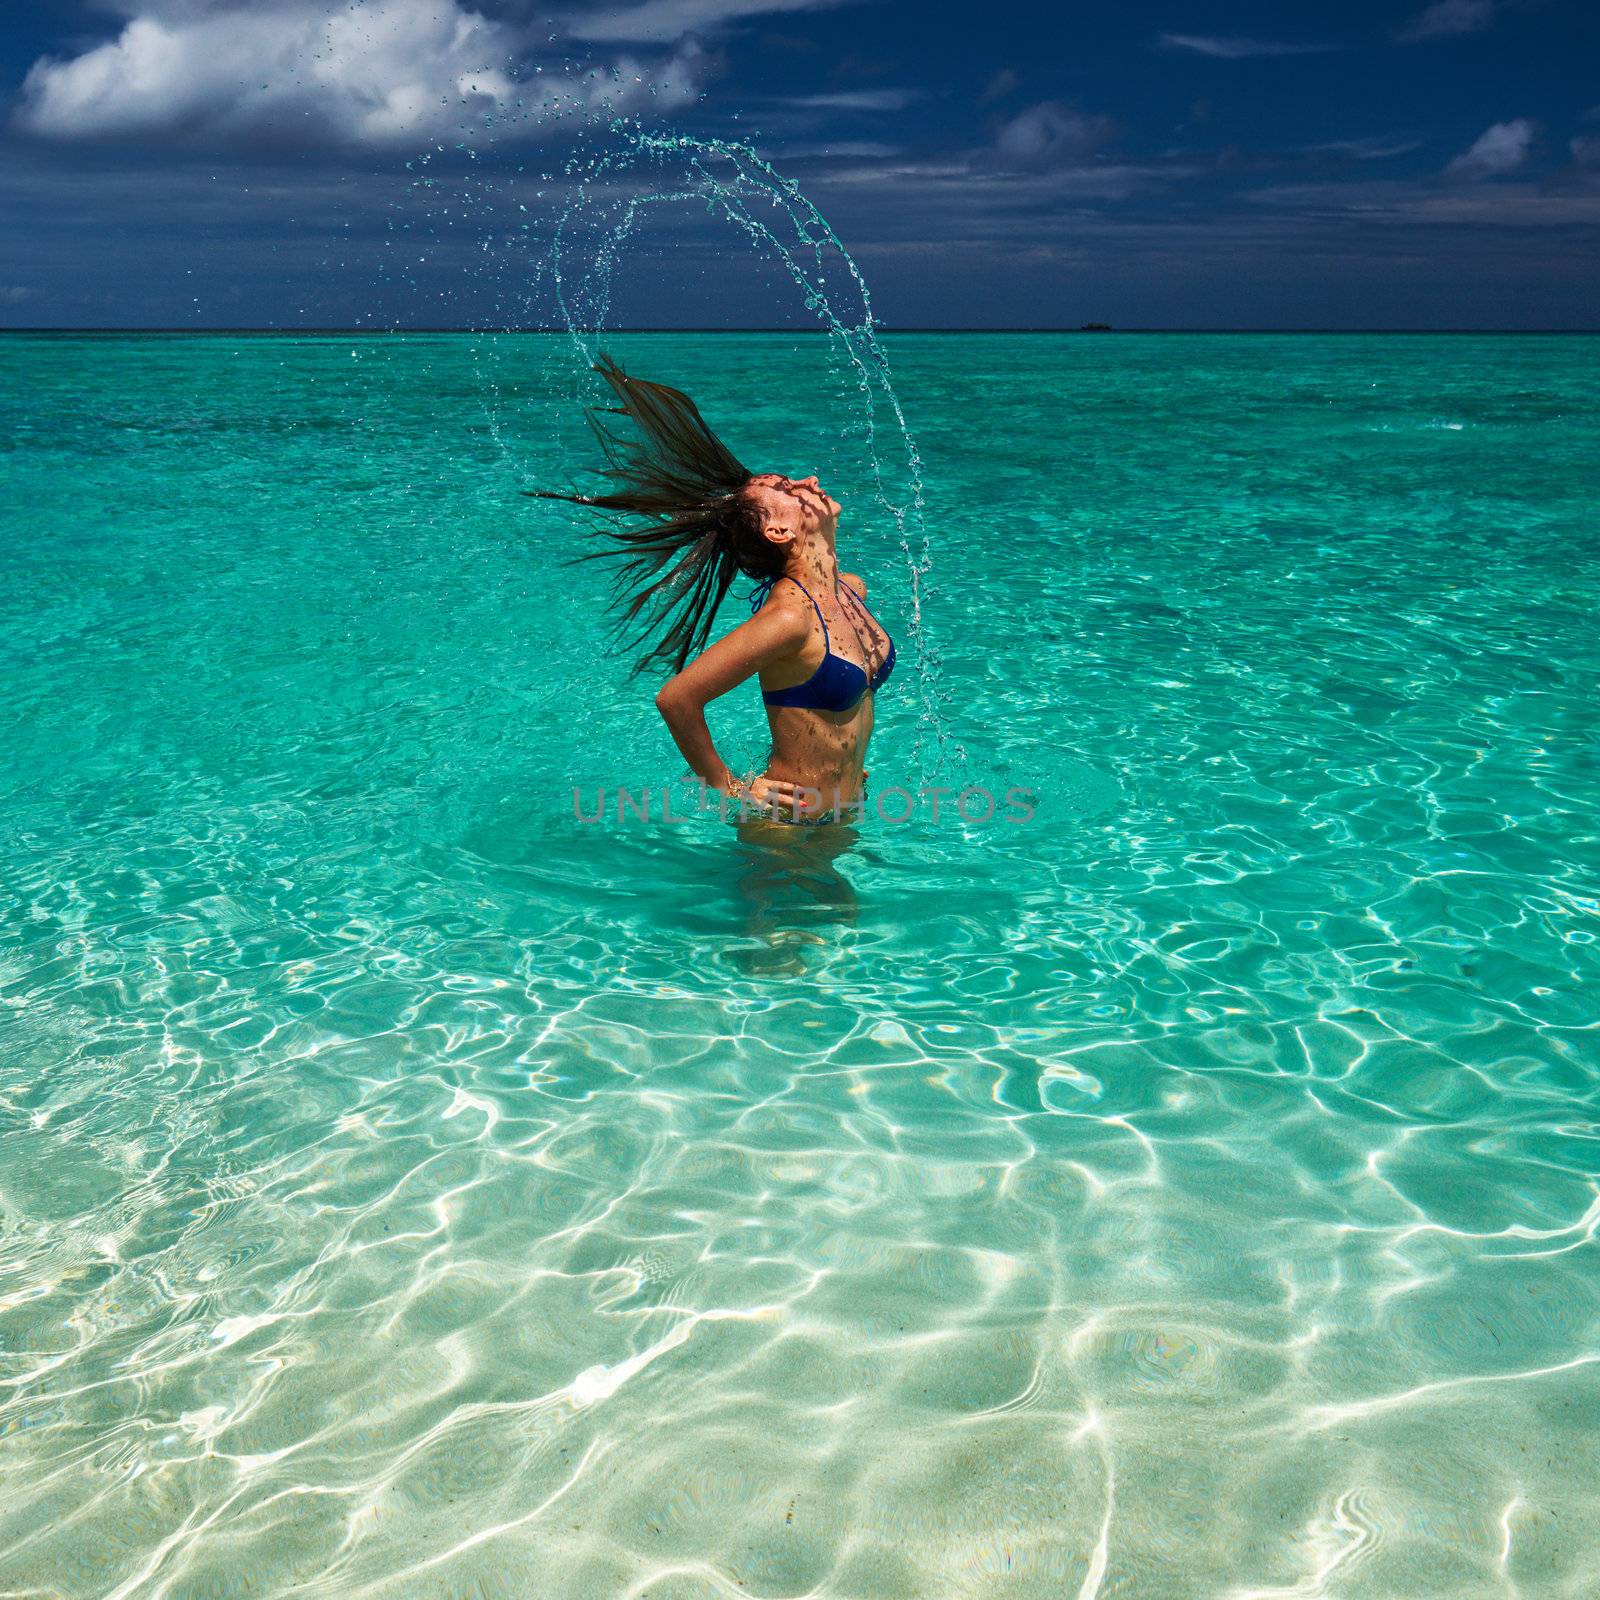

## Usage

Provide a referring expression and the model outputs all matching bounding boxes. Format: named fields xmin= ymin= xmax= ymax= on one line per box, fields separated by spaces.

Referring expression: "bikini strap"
xmin=837 ymin=576 xmax=877 ymax=624
xmin=776 ymin=575 xmax=829 ymax=647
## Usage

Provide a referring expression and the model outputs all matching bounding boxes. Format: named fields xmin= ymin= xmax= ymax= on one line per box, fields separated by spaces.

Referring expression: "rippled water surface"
xmin=3 ymin=332 xmax=1598 ymax=1597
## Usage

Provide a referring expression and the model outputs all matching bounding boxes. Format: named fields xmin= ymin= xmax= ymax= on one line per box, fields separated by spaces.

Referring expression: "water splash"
xmin=565 ymin=126 xmax=955 ymax=770
xmin=388 ymin=112 xmax=960 ymax=779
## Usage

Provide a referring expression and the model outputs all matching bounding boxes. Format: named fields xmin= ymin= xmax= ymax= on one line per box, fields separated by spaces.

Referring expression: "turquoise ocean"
xmin=2 ymin=331 xmax=1598 ymax=1597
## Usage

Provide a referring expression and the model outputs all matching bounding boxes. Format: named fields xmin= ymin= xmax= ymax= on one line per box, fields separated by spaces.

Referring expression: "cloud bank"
xmin=14 ymin=0 xmax=711 ymax=150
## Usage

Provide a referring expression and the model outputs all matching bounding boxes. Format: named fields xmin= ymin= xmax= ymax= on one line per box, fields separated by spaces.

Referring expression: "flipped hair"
xmin=526 ymin=353 xmax=783 ymax=676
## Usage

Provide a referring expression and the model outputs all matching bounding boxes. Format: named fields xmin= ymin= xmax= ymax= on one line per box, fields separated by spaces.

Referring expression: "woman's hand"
xmin=730 ymin=775 xmax=820 ymax=817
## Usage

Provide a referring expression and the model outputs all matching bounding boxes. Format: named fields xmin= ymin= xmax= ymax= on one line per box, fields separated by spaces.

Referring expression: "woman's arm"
xmin=654 ymin=602 xmax=811 ymax=795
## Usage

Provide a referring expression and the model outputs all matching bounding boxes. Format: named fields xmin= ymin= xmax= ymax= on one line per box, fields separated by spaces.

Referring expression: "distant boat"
xmin=1078 ymin=322 xmax=1113 ymax=332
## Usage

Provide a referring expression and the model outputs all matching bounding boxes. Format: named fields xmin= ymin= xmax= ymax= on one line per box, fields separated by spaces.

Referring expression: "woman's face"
xmin=745 ymin=473 xmax=840 ymax=541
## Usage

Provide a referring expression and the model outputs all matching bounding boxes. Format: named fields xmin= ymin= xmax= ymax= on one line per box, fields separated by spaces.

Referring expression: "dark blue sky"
xmin=2 ymin=0 xmax=1597 ymax=328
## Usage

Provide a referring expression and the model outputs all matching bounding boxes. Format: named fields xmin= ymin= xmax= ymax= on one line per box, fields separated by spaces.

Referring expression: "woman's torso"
xmin=756 ymin=575 xmax=894 ymax=805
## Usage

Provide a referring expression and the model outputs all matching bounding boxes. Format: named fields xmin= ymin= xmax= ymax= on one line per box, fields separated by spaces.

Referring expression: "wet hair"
xmin=525 ymin=353 xmax=783 ymax=676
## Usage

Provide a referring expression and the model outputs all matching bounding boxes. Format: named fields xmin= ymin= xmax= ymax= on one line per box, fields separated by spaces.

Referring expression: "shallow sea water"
xmin=2 ymin=332 xmax=1598 ymax=1597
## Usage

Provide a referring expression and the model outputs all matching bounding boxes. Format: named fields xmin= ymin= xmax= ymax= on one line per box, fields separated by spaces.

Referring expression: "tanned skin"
xmin=653 ymin=474 xmax=890 ymax=820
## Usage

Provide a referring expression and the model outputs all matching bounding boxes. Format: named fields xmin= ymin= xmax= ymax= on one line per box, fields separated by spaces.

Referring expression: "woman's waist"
xmin=762 ymin=759 xmax=867 ymax=807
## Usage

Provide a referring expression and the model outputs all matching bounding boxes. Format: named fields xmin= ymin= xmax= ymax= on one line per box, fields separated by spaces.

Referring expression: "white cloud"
xmin=992 ymin=101 xmax=1115 ymax=168
xmin=1158 ymin=33 xmax=1334 ymax=59
xmin=2 ymin=286 xmax=34 ymax=305
xmin=567 ymin=0 xmax=857 ymax=44
xmin=795 ymin=149 xmax=1190 ymax=209
xmin=1307 ymin=135 xmax=1423 ymax=160
xmin=14 ymin=0 xmax=712 ymax=150
xmin=1398 ymin=0 xmax=1498 ymax=42
xmin=781 ymin=89 xmax=921 ymax=111
xmin=1444 ymin=118 xmax=1537 ymax=180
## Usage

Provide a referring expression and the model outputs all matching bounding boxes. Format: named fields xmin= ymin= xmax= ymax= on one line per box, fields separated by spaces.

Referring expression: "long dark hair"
xmin=526 ymin=353 xmax=782 ymax=675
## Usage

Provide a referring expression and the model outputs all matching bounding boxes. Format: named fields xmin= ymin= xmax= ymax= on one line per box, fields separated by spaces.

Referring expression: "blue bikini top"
xmin=753 ymin=574 xmax=896 ymax=713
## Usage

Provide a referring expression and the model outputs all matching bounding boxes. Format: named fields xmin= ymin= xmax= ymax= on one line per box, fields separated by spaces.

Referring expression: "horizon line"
xmin=4 ymin=325 xmax=1599 ymax=336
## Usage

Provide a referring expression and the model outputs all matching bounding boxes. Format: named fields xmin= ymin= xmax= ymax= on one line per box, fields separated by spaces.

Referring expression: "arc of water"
xmin=401 ymin=114 xmax=963 ymax=776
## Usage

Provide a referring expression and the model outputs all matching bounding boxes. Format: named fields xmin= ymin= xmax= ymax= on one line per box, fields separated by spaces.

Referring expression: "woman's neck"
xmin=787 ymin=531 xmax=840 ymax=592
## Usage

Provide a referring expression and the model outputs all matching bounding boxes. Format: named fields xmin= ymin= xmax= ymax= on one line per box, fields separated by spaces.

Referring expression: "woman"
xmin=531 ymin=354 xmax=895 ymax=825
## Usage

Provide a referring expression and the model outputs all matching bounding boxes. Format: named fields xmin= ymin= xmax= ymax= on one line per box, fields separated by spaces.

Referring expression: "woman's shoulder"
xmin=840 ymin=571 xmax=867 ymax=598
xmin=748 ymin=581 xmax=815 ymax=646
